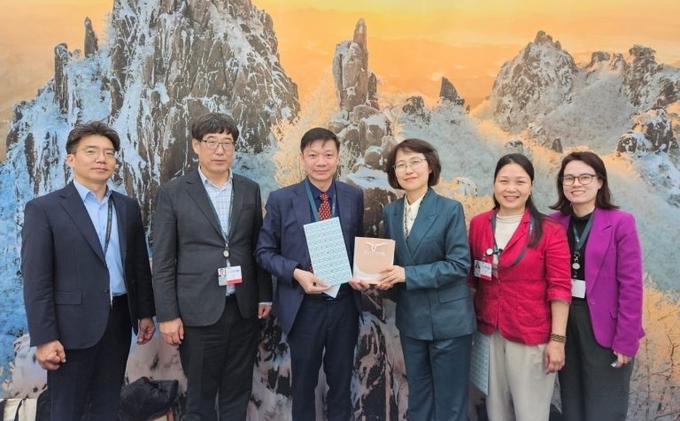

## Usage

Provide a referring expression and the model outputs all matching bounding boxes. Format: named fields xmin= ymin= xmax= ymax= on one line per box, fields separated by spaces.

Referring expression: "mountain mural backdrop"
xmin=1 ymin=0 xmax=679 ymax=419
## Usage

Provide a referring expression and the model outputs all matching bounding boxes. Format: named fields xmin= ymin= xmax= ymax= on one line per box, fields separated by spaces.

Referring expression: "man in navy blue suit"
xmin=256 ymin=127 xmax=364 ymax=421
xmin=21 ymin=122 xmax=155 ymax=421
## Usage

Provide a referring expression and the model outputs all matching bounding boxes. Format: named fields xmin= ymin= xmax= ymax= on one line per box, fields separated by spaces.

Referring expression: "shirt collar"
xmin=73 ymin=180 xmax=111 ymax=203
xmin=198 ymin=166 xmax=233 ymax=189
xmin=306 ymin=178 xmax=336 ymax=199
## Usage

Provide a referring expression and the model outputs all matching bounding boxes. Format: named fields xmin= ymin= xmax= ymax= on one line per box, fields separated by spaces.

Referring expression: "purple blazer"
xmin=551 ymin=208 xmax=644 ymax=356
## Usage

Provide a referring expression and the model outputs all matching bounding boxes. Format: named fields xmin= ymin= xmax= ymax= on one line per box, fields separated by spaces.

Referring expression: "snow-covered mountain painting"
xmin=1 ymin=0 xmax=679 ymax=419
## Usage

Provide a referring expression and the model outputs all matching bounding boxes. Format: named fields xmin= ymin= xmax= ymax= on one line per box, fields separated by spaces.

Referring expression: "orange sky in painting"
xmin=1 ymin=0 xmax=679 ymax=158
xmin=255 ymin=0 xmax=680 ymax=106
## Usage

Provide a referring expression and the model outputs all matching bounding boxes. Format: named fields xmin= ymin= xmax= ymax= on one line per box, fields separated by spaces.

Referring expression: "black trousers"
xmin=48 ymin=296 xmax=131 ymax=421
xmin=559 ymin=300 xmax=634 ymax=421
xmin=179 ymin=296 xmax=259 ymax=421
xmin=287 ymin=292 xmax=360 ymax=421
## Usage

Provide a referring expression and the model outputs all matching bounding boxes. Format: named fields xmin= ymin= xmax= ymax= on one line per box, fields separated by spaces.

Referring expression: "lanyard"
xmin=103 ymin=197 xmax=113 ymax=255
xmin=488 ymin=212 xmax=533 ymax=267
xmin=571 ymin=213 xmax=594 ymax=271
xmin=304 ymin=181 xmax=337 ymax=222
xmin=103 ymin=197 xmax=114 ymax=306
xmin=206 ymin=187 xmax=235 ymax=266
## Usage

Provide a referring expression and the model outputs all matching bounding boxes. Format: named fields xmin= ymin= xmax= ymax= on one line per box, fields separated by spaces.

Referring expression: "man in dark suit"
xmin=152 ymin=113 xmax=272 ymax=421
xmin=256 ymin=127 xmax=364 ymax=421
xmin=21 ymin=121 xmax=156 ymax=421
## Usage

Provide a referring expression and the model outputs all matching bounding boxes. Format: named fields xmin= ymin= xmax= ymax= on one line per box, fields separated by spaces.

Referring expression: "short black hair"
xmin=66 ymin=121 xmax=120 ymax=154
xmin=384 ymin=138 xmax=441 ymax=189
xmin=191 ymin=113 xmax=240 ymax=143
xmin=300 ymin=127 xmax=339 ymax=152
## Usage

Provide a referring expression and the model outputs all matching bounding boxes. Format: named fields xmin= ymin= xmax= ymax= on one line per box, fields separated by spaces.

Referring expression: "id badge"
xmin=218 ymin=266 xmax=243 ymax=286
xmin=474 ymin=260 xmax=493 ymax=281
xmin=571 ymin=279 xmax=586 ymax=298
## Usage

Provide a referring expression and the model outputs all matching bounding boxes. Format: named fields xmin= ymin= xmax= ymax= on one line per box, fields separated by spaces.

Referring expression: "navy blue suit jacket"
xmin=21 ymin=182 xmax=155 ymax=349
xmin=256 ymin=180 xmax=364 ymax=335
xmin=383 ymin=188 xmax=475 ymax=340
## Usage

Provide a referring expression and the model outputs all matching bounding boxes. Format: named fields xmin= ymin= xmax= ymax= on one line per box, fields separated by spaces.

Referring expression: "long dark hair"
xmin=493 ymin=153 xmax=545 ymax=247
xmin=550 ymin=151 xmax=618 ymax=213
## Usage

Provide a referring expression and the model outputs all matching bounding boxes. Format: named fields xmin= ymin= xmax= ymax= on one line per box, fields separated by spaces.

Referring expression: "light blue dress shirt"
xmin=73 ymin=180 xmax=126 ymax=297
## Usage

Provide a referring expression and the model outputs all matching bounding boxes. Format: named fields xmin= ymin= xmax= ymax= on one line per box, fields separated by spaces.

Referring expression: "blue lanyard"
xmin=304 ymin=181 xmax=337 ymax=222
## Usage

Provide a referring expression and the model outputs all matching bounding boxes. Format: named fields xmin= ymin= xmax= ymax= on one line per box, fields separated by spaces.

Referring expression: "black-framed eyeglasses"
xmin=562 ymin=174 xmax=598 ymax=186
xmin=201 ymin=139 xmax=235 ymax=151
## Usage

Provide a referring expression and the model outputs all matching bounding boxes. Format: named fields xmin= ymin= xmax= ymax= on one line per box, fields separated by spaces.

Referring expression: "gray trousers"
xmin=559 ymin=300 xmax=634 ymax=421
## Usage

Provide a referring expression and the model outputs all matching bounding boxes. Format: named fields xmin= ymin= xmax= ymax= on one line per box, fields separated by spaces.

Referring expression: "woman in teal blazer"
xmin=376 ymin=138 xmax=476 ymax=421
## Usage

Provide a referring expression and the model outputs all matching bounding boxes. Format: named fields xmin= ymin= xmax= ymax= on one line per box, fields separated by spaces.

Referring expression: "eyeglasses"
xmin=201 ymin=139 xmax=235 ymax=151
xmin=394 ymin=158 xmax=426 ymax=171
xmin=562 ymin=174 xmax=598 ymax=186
xmin=78 ymin=146 xmax=117 ymax=160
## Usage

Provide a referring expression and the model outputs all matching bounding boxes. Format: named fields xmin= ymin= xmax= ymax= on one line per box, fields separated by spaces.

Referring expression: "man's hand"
xmin=258 ymin=303 xmax=272 ymax=319
xmin=293 ymin=268 xmax=330 ymax=294
xmin=348 ymin=277 xmax=371 ymax=292
xmin=137 ymin=317 xmax=156 ymax=345
xmin=36 ymin=340 xmax=66 ymax=370
xmin=159 ymin=318 xmax=184 ymax=346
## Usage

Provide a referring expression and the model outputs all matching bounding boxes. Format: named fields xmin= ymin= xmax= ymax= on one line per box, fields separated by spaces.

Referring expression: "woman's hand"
xmin=544 ymin=340 xmax=565 ymax=373
xmin=375 ymin=265 xmax=406 ymax=290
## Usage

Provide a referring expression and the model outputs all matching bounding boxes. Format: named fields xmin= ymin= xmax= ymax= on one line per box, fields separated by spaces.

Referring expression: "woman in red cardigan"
xmin=469 ymin=153 xmax=571 ymax=421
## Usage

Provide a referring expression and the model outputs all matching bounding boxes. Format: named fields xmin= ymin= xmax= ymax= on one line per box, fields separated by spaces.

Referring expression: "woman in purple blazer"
xmin=550 ymin=151 xmax=644 ymax=421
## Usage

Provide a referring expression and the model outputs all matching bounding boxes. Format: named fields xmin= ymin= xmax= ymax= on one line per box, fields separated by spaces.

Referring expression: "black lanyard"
xmin=205 ymin=185 xmax=235 ymax=265
xmin=304 ymin=180 xmax=337 ymax=222
xmin=571 ymin=213 xmax=593 ymax=271
xmin=103 ymin=197 xmax=113 ymax=255
xmin=488 ymin=212 xmax=534 ymax=267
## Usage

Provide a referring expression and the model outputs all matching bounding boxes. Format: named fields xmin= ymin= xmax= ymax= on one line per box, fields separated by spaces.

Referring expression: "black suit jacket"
xmin=21 ymin=182 xmax=155 ymax=349
xmin=152 ymin=171 xmax=272 ymax=326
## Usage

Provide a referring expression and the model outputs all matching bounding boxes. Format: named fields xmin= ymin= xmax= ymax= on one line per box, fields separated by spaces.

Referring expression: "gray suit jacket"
xmin=383 ymin=188 xmax=476 ymax=340
xmin=152 ymin=170 xmax=272 ymax=326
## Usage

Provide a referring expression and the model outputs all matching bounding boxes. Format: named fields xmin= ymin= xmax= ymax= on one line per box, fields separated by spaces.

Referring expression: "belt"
xmin=111 ymin=294 xmax=127 ymax=307
xmin=305 ymin=284 xmax=352 ymax=302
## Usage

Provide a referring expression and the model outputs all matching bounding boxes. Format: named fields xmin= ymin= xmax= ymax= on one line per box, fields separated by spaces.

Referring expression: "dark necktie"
xmin=318 ymin=192 xmax=331 ymax=220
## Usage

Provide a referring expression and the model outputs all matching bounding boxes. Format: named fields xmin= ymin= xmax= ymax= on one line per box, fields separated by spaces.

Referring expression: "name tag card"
xmin=571 ymin=279 xmax=586 ymax=298
xmin=474 ymin=260 xmax=492 ymax=281
xmin=218 ymin=266 xmax=243 ymax=286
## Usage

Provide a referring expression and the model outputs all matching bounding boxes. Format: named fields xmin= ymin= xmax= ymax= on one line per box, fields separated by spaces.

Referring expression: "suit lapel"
xmin=405 ymin=189 xmax=437 ymax=256
xmin=228 ymin=176 xmax=245 ymax=239
xmin=292 ymin=181 xmax=313 ymax=228
xmin=112 ymin=192 xmax=128 ymax=265
xmin=185 ymin=171 xmax=224 ymax=239
xmin=585 ymin=208 xmax=611 ymax=293
xmin=336 ymin=182 xmax=356 ymax=244
xmin=60 ymin=183 xmax=106 ymax=263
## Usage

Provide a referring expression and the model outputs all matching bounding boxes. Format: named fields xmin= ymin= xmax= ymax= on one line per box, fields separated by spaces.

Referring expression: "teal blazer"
xmin=383 ymin=188 xmax=476 ymax=340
